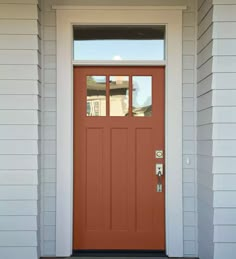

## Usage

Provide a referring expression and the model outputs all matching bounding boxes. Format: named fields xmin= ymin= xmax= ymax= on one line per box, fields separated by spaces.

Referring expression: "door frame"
xmin=54 ymin=5 xmax=185 ymax=257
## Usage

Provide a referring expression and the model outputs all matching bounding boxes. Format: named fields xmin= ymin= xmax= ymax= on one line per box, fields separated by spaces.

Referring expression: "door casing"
xmin=55 ymin=5 xmax=184 ymax=257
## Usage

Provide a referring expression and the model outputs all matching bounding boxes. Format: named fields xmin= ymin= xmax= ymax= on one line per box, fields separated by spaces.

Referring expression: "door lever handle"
xmin=156 ymin=164 xmax=163 ymax=192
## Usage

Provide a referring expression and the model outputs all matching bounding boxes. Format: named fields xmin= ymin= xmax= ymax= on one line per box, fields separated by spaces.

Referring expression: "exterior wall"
xmin=197 ymin=1 xmax=214 ymax=258
xmin=183 ymin=1 xmax=198 ymax=257
xmin=1 ymin=1 xmax=235 ymax=258
xmin=197 ymin=0 xmax=236 ymax=259
xmin=0 ymin=0 xmax=41 ymax=259
xmin=40 ymin=0 xmax=198 ymax=257
xmin=182 ymin=1 xmax=198 ymax=257
xmin=40 ymin=0 xmax=57 ymax=255
xmin=211 ymin=1 xmax=236 ymax=259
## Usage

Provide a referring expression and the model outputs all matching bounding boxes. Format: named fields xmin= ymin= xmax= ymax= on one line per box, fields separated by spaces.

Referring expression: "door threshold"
xmin=72 ymin=250 xmax=166 ymax=257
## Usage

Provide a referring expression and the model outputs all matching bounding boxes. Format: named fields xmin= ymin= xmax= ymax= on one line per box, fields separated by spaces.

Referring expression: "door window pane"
xmin=87 ymin=76 xmax=106 ymax=116
xmin=132 ymin=76 xmax=152 ymax=117
xmin=109 ymin=76 xmax=129 ymax=116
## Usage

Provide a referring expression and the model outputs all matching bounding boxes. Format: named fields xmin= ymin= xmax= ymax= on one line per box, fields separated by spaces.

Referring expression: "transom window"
xmin=73 ymin=25 xmax=165 ymax=61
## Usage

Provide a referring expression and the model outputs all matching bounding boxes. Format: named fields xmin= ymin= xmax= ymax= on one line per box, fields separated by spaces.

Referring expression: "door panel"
xmin=111 ymin=128 xmax=128 ymax=231
xmin=86 ymin=128 xmax=104 ymax=231
xmin=73 ymin=66 xmax=165 ymax=250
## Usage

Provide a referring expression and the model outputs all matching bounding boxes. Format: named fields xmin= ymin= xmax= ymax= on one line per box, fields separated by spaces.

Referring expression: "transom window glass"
xmin=74 ymin=25 xmax=165 ymax=61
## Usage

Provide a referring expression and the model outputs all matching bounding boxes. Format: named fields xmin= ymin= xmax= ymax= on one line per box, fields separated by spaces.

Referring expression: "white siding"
xmin=0 ymin=50 xmax=39 ymax=65
xmin=0 ymin=20 xmax=38 ymax=34
xmin=0 ymin=35 xmax=39 ymax=50
xmin=197 ymin=1 xmax=214 ymax=259
xmin=0 ymin=125 xmax=39 ymax=139
xmin=0 ymin=216 xmax=37 ymax=230
xmin=212 ymin=1 xmax=236 ymax=259
xmin=0 ymin=171 xmax=38 ymax=184
xmin=0 ymin=232 xmax=37 ymax=246
xmin=0 ymin=0 xmax=41 ymax=258
xmin=41 ymin=0 xmax=56 ymax=255
xmin=198 ymin=1 xmax=236 ymax=259
xmin=0 ymin=4 xmax=38 ymax=19
xmin=214 ymin=243 xmax=236 ymax=259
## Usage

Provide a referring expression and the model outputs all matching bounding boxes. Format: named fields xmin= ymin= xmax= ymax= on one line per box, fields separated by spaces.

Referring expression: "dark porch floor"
xmin=41 ymin=257 xmax=198 ymax=259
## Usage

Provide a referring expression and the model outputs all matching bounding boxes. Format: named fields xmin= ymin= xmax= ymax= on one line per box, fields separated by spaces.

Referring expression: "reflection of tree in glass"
xmin=144 ymin=96 xmax=152 ymax=107
xmin=133 ymin=79 xmax=152 ymax=108
xmin=87 ymin=76 xmax=95 ymax=84
xmin=132 ymin=77 xmax=152 ymax=117
xmin=87 ymin=76 xmax=106 ymax=91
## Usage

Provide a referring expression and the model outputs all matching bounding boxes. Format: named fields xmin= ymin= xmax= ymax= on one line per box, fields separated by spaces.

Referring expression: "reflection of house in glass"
xmin=86 ymin=76 xmax=106 ymax=116
xmin=86 ymin=76 xmax=129 ymax=116
xmin=109 ymin=76 xmax=129 ymax=116
xmin=86 ymin=75 xmax=152 ymax=116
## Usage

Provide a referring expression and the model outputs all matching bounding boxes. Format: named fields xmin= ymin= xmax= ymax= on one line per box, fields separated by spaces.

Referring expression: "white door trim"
xmin=55 ymin=6 xmax=184 ymax=257
xmin=53 ymin=5 xmax=186 ymax=10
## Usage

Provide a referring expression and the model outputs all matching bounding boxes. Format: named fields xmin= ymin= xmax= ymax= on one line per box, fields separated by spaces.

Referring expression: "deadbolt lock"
xmin=155 ymin=150 xmax=163 ymax=159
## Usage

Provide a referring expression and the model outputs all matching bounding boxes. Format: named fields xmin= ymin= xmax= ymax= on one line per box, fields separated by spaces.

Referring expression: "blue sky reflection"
xmin=74 ymin=40 xmax=164 ymax=60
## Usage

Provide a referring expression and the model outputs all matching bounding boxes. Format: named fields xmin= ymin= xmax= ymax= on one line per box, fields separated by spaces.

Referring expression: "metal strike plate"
xmin=156 ymin=163 xmax=163 ymax=176
xmin=155 ymin=150 xmax=163 ymax=159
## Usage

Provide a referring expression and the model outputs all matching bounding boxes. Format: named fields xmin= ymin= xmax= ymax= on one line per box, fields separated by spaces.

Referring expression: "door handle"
xmin=156 ymin=164 xmax=163 ymax=192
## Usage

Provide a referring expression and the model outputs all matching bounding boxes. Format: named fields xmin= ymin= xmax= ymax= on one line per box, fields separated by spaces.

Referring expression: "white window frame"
xmin=54 ymin=5 xmax=185 ymax=257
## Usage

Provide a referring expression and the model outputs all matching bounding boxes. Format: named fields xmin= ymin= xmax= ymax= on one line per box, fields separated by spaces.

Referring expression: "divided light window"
xmin=73 ymin=25 xmax=165 ymax=61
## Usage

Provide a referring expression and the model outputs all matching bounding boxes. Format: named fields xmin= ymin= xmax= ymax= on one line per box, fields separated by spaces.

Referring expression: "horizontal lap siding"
xmin=41 ymin=0 xmax=56 ymax=255
xmin=183 ymin=4 xmax=197 ymax=252
xmin=0 ymin=50 xmax=39 ymax=65
xmin=197 ymin=1 xmax=214 ymax=259
xmin=212 ymin=2 xmax=236 ymax=259
xmin=0 ymin=20 xmax=38 ymax=34
xmin=0 ymin=247 xmax=38 ymax=259
xmin=0 ymin=1 xmax=40 ymax=259
xmin=0 ymin=35 xmax=39 ymax=50
xmin=0 ymin=125 xmax=39 ymax=139
xmin=0 ymin=171 xmax=38 ymax=184
xmin=0 ymin=80 xmax=40 ymax=95
xmin=182 ymin=14 xmax=197 ymax=238
xmin=198 ymin=1 xmax=236 ymax=259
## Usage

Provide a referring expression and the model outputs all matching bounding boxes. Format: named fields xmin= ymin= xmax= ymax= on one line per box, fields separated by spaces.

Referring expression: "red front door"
xmin=73 ymin=66 xmax=165 ymax=250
